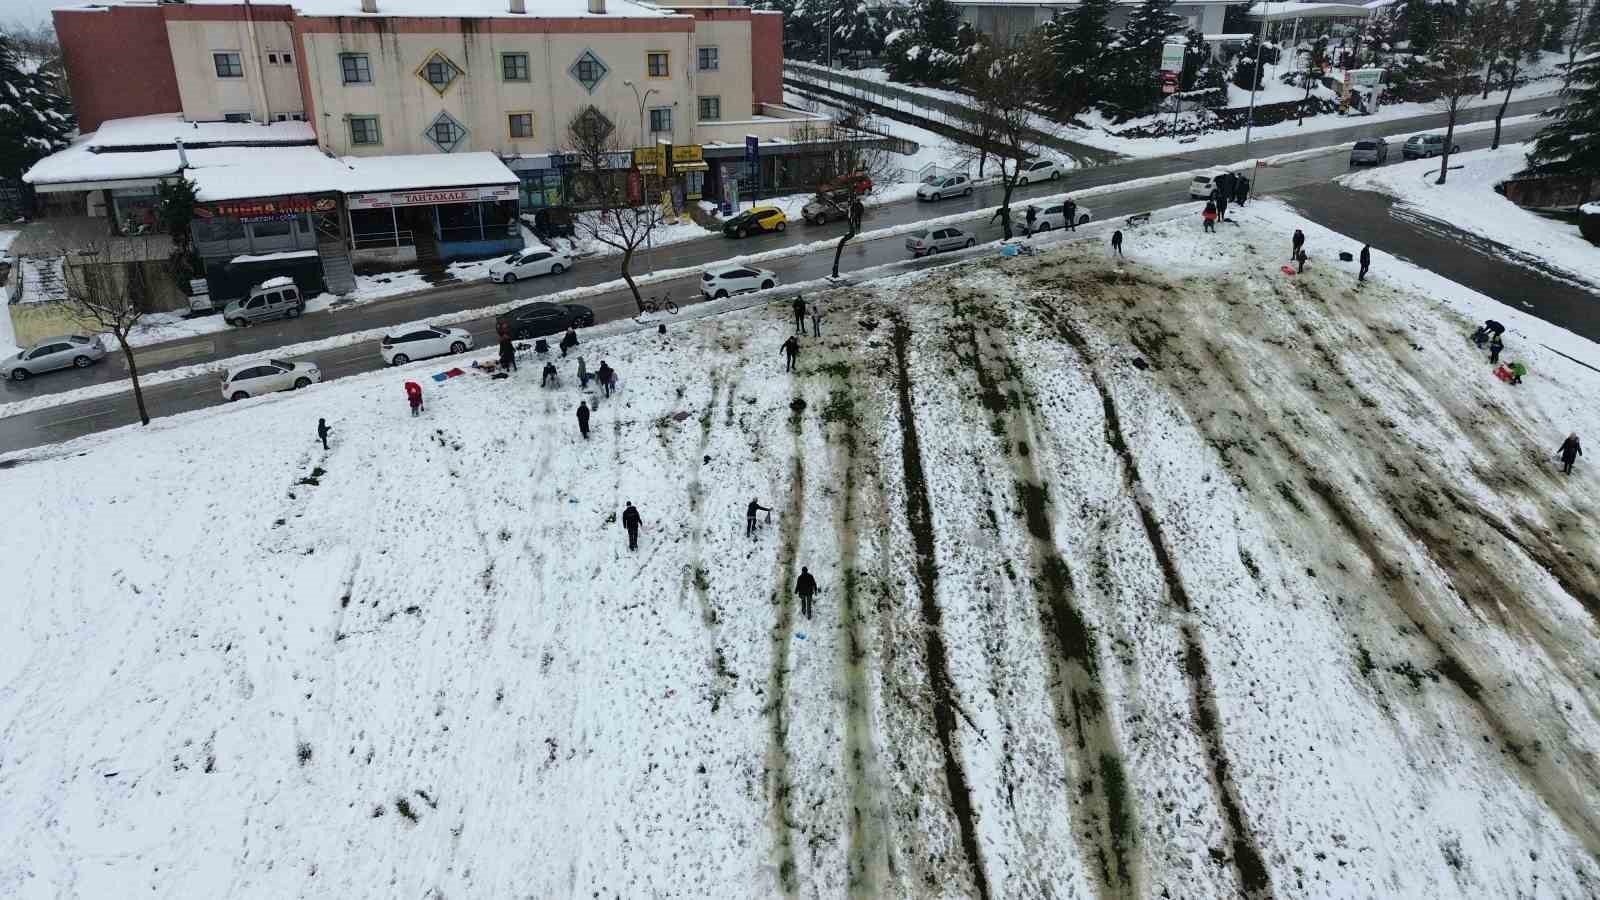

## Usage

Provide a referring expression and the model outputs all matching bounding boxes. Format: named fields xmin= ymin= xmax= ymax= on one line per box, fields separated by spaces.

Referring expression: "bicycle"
xmin=634 ymin=294 xmax=679 ymax=320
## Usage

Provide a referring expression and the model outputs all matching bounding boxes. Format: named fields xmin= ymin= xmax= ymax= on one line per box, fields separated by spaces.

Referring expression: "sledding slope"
xmin=2 ymin=200 xmax=1598 ymax=899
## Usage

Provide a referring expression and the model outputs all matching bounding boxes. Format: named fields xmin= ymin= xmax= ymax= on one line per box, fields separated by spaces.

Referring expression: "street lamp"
xmin=622 ymin=79 xmax=660 ymax=147
xmin=1243 ymin=1 xmax=1273 ymax=148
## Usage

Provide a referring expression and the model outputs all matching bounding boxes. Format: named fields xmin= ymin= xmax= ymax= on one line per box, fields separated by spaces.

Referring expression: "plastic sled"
xmin=1281 ymin=265 xmax=1297 ymax=276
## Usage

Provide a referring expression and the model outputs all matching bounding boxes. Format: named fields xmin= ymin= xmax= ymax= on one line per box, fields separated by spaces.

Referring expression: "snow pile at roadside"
xmin=0 ymin=228 xmax=19 ymax=358
xmin=1339 ymin=142 xmax=1600 ymax=291
xmin=4 ymin=200 xmax=1600 ymax=898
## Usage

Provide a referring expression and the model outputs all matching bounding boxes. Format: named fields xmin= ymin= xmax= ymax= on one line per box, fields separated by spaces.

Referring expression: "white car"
xmin=1028 ymin=201 xmax=1094 ymax=231
xmin=1189 ymin=169 xmax=1229 ymax=199
xmin=489 ymin=246 xmax=574 ymax=284
xmin=1016 ymin=158 xmax=1063 ymax=185
xmin=220 ymin=358 xmax=321 ymax=401
xmin=905 ymin=226 xmax=976 ymax=257
xmin=916 ymin=174 xmax=973 ymax=201
xmin=381 ymin=325 xmax=474 ymax=366
xmin=701 ymin=264 xmax=778 ymax=299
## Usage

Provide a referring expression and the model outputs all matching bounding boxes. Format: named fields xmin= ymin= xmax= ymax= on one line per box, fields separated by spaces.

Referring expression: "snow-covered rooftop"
xmin=1245 ymin=0 xmax=1384 ymax=18
xmin=88 ymin=113 xmax=317 ymax=150
xmin=57 ymin=0 xmax=676 ymax=18
xmin=191 ymin=150 xmax=519 ymax=200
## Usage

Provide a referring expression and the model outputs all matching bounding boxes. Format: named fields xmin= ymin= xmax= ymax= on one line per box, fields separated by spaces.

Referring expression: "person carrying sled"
xmin=746 ymin=498 xmax=772 ymax=537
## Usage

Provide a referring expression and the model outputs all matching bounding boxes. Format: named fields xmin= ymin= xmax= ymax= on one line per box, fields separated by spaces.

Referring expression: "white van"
xmin=223 ymin=277 xmax=305 ymax=327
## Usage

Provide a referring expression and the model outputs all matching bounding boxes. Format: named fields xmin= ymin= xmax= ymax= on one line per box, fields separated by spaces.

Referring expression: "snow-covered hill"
xmin=3 ymin=202 xmax=1598 ymax=899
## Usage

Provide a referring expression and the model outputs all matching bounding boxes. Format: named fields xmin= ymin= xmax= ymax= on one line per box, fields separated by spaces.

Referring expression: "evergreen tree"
xmin=1541 ymin=0 xmax=1573 ymax=50
xmin=1404 ymin=0 xmax=1440 ymax=52
xmin=920 ymin=0 xmax=964 ymax=55
xmin=1526 ymin=25 xmax=1600 ymax=180
xmin=1046 ymin=0 xmax=1114 ymax=114
xmin=0 ymin=30 xmax=74 ymax=189
xmin=1113 ymin=0 xmax=1182 ymax=111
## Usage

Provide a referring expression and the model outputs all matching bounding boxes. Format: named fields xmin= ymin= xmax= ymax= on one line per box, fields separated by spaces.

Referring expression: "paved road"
xmin=0 ymin=95 xmax=1551 ymax=409
xmin=1283 ymin=181 xmax=1600 ymax=355
xmin=0 ymin=117 xmax=1550 ymax=455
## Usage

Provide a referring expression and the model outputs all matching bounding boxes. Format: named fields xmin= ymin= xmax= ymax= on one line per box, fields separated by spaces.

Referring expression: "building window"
xmin=697 ymin=46 xmax=718 ymax=71
xmin=502 ymin=52 xmax=530 ymax=82
xmin=272 ymin=111 xmax=307 ymax=122
xmin=418 ymin=51 xmax=462 ymax=95
xmin=649 ymin=107 xmax=672 ymax=133
xmin=349 ymin=115 xmax=381 ymax=145
xmin=213 ymin=52 xmax=244 ymax=78
xmin=267 ymin=52 xmax=279 ymax=64
xmin=508 ymin=113 xmax=534 ymax=138
xmin=569 ymin=49 xmax=608 ymax=93
xmin=425 ymin=110 xmax=469 ymax=152
xmin=341 ymin=53 xmax=372 ymax=84
xmin=282 ymin=50 xmax=293 ymax=65
xmin=647 ymin=51 xmax=669 ymax=78
xmin=697 ymin=96 xmax=720 ymax=121
xmin=223 ymin=111 xmax=253 ymax=123
xmin=573 ymin=106 xmax=614 ymax=145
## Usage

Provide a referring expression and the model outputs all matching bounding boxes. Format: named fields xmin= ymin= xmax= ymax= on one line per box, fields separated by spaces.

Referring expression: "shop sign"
xmin=557 ymin=151 xmax=632 ymax=170
xmin=633 ymin=145 xmax=702 ymax=169
xmin=1160 ymin=43 xmax=1185 ymax=73
xmin=195 ymin=195 xmax=336 ymax=219
xmin=348 ymin=185 xmax=519 ymax=209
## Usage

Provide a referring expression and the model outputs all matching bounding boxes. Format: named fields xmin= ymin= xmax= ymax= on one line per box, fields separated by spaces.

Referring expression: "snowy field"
xmin=1339 ymin=141 xmax=1600 ymax=291
xmin=4 ymin=201 xmax=1600 ymax=898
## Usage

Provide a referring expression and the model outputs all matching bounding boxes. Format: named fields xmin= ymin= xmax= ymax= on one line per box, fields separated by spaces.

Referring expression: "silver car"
xmin=906 ymin=226 xmax=976 ymax=257
xmin=1 ymin=335 xmax=108 ymax=381
xmin=1349 ymin=139 xmax=1389 ymax=165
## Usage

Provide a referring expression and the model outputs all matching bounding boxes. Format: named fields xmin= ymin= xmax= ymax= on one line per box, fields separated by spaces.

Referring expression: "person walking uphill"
xmin=1292 ymin=228 xmax=1305 ymax=261
xmin=793 ymin=295 xmax=807 ymax=334
xmin=577 ymin=400 xmax=591 ymax=440
xmin=782 ymin=335 xmax=800 ymax=372
xmin=746 ymin=498 xmax=772 ymax=537
xmin=597 ymin=360 xmax=616 ymax=397
xmin=1359 ymin=244 xmax=1371 ymax=283
xmin=622 ymin=501 xmax=642 ymax=550
xmin=316 ymin=417 xmax=332 ymax=450
xmin=796 ymin=566 xmax=818 ymax=619
xmin=1488 ymin=333 xmax=1504 ymax=365
xmin=1558 ymin=433 xmax=1583 ymax=475
xmin=809 ymin=301 xmax=823 ymax=338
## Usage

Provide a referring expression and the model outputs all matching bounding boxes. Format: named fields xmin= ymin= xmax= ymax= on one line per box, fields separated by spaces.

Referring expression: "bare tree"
xmin=63 ymin=247 xmax=154 ymax=426
xmin=1492 ymin=0 xmax=1541 ymax=148
xmin=1562 ymin=0 xmax=1596 ymax=95
xmin=1425 ymin=16 xmax=1485 ymax=184
xmin=953 ymin=38 xmax=1053 ymax=239
xmin=785 ymin=108 xmax=905 ymax=278
xmin=1298 ymin=37 xmax=1329 ymax=126
xmin=565 ymin=106 xmax=661 ymax=311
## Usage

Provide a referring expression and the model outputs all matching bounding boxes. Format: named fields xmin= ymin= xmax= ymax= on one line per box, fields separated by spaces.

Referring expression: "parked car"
xmin=380 ymin=325 xmax=474 ymax=366
xmin=906 ymin=226 xmax=976 ymax=257
xmin=701 ymin=263 xmax=778 ymax=299
xmin=1348 ymin=138 xmax=1390 ymax=165
xmin=1404 ymin=133 xmax=1458 ymax=159
xmin=1030 ymin=201 xmax=1094 ymax=231
xmin=490 ymin=246 xmax=574 ymax=283
xmin=723 ymin=205 xmax=788 ymax=238
xmin=802 ymin=190 xmax=854 ymax=226
xmin=1 ymin=335 xmax=107 ymax=382
xmin=219 ymin=358 xmax=321 ymax=401
xmin=824 ymin=172 xmax=874 ymax=195
xmin=1017 ymin=158 xmax=1064 ymax=185
xmin=917 ymin=173 xmax=973 ymax=201
xmin=494 ymin=302 xmax=595 ymax=339
xmin=1188 ymin=169 xmax=1230 ymax=199
xmin=223 ymin=277 xmax=305 ymax=327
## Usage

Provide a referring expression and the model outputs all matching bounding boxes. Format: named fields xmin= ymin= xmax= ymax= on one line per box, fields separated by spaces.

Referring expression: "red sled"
xmin=1280 ymin=265 xmax=1297 ymax=276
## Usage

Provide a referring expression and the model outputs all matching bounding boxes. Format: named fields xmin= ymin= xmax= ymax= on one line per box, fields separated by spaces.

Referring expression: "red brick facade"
xmin=750 ymin=11 xmax=783 ymax=105
xmin=54 ymin=5 xmax=182 ymax=132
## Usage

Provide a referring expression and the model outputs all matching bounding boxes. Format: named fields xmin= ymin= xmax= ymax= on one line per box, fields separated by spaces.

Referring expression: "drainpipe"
xmin=244 ymin=0 xmax=273 ymax=122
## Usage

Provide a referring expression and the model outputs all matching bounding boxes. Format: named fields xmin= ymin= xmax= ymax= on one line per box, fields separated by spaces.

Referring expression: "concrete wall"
xmin=53 ymin=6 xmax=182 ymax=131
xmin=750 ymin=11 xmax=783 ymax=105
xmin=165 ymin=8 xmax=308 ymax=122
xmin=296 ymin=15 xmax=766 ymax=156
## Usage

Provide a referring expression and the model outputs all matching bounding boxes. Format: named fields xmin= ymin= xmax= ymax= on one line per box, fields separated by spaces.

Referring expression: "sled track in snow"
xmin=1026 ymin=294 xmax=1275 ymax=900
xmin=889 ymin=313 xmax=992 ymax=900
xmin=764 ymin=440 xmax=806 ymax=899
xmin=950 ymin=288 xmax=1138 ymax=898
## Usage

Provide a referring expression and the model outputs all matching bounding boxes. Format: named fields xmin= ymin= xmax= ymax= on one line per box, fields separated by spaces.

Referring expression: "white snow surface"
xmin=1339 ymin=142 xmax=1600 ymax=291
xmin=4 ymin=200 xmax=1600 ymax=898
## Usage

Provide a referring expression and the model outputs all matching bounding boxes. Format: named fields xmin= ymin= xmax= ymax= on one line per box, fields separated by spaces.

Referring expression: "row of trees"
xmin=0 ymin=27 xmax=74 ymax=214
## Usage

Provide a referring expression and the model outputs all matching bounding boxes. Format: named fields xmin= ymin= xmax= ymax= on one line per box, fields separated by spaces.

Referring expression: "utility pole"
xmin=1243 ymin=1 xmax=1273 ymax=148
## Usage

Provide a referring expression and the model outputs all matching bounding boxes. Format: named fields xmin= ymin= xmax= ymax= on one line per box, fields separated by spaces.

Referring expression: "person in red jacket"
xmin=404 ymin=381 xmax=424 ymax=416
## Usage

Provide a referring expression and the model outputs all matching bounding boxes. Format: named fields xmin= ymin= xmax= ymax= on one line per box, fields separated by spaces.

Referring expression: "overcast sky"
xmin=3 ymin=0 xmax=60 ymax=29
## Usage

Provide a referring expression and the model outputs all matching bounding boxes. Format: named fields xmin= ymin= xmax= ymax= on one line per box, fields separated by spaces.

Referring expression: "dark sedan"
xmin=495 ymin=302 xmax=595 ymax=340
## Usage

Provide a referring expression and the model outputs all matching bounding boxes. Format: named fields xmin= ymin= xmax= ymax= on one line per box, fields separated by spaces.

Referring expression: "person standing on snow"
xmin=1202 ymin=200 xmax=1217 ymax=233
xmin=577 ymin=400 xmax=591 ymax=440
xmin=1064 ymin=198 xmax=1078 ymax=231
xmin=1024 ymin=206 xmax=1038 ymax=236
xmin=1488 ymin=333 xmax=1504 ymax=365
xmin=1292 ymin=229 xmax=1306 ymax=261
xmin=793 ymin=295 xmax=807 ymax=334
xmin=316 ymin=417 xmax=332 ymax=451
xmin=781 ymin=335 xmax=800 ymax=373
xmin=405 ymin=381 xmax=424 ymax=417
xmin=1234 ymin=176 xmax=1250 ymax=206
xmin=499 ymin=335 xmax=517 ymax=373
xmin=1558 ymin=433 xmax=1583 ymax=475
xmin=622 ymin=501 xmax=642 ymax=550
xmin=1296 ymin=247 xmax=1309 ymax=274
xmin=1111 ymin=230 xmax=1124 ymax=257
xmin=796 ymin=566 xmax=818 ymax=619
xmin=560 ymin=327 xmax=579 ymax=358
xmin=577 ymin=356 xmax=589 ymax=388
xmin=1359 ymin=244 xmax=1371 ymax=283
xmin=597 ymin=360 xmax=615 ymax=397
xmin=746 ymin=498 xmax=772 ymax=537
xmin=809 ymin=301 xmax=823 ymax=338
xmin=541 ymin=361 xmax=559 ymax=387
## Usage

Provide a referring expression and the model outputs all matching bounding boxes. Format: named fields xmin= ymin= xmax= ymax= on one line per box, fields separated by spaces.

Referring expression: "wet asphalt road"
xmin=0 ymin=111 xmax=1555 ymax=455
